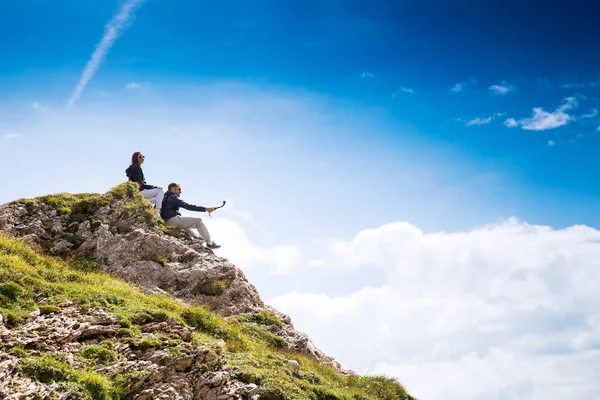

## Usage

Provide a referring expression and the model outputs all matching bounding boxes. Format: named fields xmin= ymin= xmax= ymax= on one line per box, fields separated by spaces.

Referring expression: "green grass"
xmin=39 ymin=304 xmax=60 ymax=315
xmin=0 ymin=187 xmax=416 ymax=399
xmin=236 ymin=309 xmax=284 ymax=327
xmin=4 ymin=345 xmax=27 ymax=358
xmin=239 ymin=323 xmax=288 ymax=349
xmin=14 ymin=182 xmax=160 ymax=230
xmin=81 ymin=344 xmax=119 ymax=364
xmin=19 ymin=354 xmax=115 ymax=400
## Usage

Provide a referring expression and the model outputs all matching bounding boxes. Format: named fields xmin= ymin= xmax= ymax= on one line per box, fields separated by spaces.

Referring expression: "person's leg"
xmin=165 ymin=216 xmax=212 ymax=242
xmin=153 ymin=188 xmax=165 ymax=210
xmin=140 ymin=188 xmax=164 ymax=210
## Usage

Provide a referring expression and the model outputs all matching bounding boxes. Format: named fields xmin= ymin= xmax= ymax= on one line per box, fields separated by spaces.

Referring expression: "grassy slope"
xmin=0 ymin=185 xmax=415 ymax=400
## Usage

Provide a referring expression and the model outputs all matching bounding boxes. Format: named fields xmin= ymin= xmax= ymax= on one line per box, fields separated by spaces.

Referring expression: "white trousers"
xmin=164 ymin=216 xmax=212 ymax=242
xmin=140 ymin=188 xmax=164 ymax=210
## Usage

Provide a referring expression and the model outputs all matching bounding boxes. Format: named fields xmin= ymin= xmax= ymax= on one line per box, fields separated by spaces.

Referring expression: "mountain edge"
xmin=0 ymin=182 xmax=415 ymax=400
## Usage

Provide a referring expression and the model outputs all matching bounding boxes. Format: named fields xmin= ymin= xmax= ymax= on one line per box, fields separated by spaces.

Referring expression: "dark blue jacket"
xmin=160 ymin=191 xmax=206 ymax=221
xmin=125 ymin=165 xmax=157 ymax=191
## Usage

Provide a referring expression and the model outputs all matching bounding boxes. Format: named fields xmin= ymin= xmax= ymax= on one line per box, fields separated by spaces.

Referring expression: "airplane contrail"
xmin=67 ymin=0 xmax=145 ymax=108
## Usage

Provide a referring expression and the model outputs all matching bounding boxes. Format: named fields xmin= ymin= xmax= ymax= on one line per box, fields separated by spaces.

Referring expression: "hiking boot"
xmin=206 ymin=241 xmax=221 ymax=249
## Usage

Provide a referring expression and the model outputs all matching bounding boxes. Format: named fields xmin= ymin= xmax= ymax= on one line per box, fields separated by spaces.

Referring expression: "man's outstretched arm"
xmin=174 ymin=197 xmax=207 ymax=212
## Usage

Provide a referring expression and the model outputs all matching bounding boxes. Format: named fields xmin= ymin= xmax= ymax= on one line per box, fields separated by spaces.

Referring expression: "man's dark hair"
xmin=168 ymin=182 xmax=179 ymax=191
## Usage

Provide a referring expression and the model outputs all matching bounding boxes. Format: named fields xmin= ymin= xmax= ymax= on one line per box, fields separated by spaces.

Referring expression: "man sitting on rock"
xmin=160 ymin=183 xmax=221 ymax=249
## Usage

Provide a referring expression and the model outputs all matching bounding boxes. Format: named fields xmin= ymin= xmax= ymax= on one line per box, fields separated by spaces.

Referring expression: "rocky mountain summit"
xmin=0 ymin=183 xmax=415 ymax=400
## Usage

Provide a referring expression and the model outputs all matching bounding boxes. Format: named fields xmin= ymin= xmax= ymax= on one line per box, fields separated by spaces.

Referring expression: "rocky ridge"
xmin=0 ymin=305 xmax=256 ymax=399
xmin=0 ymin=184 xmax=335 ymax=367
xmin=0 ymin=183 xmax=415 ymax=400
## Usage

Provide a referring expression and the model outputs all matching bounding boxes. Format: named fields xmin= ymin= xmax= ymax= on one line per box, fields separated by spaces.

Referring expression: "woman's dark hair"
xmin=131 ymin=151 xmax=143 ymax=166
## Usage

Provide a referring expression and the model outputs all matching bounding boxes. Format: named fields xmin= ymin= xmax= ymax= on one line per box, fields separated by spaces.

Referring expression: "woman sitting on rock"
xmin=125 ymin=151 xmax=164 ymax=214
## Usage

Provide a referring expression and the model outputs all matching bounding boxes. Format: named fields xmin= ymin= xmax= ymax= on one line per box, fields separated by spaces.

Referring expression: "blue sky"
xmin=3 ymin=0 xmax=600 ymax=231
xmin=2 ymin=1 xmax=600 ymax=399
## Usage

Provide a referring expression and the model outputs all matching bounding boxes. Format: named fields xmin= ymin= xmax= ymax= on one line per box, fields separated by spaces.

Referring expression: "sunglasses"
xmin=138 ymin=155 xmax=145 ymax=159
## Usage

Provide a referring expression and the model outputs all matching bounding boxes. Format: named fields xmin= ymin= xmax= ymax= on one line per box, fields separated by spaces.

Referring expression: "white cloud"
xmin=270 ymin=219 xmax=600 ymax=400
xmin=466 ymin=116 xmax=493 ymax=126
xmin=451 ymin=77 xmax=477 ymax=93
xmin=67 ymin=0 xmax=145 ymax=108
xmin=1 ymin=133 xmax=23 ymax=141
xmin=124 ymin=82 xmax=141 ymax=90
xmin=578 ymin=109 xmax=598 ymax=119
xmin=392 ymin=87 xmax=414 ymax=96
xmin=464 ymin=113 xmax=505 ymax=127
xmin=548 ymin=140 xmax=555 ymax=146
xmin=32 ymin=101 xmax=47 ymax=112
xmin=507 ymin=97 xmax=577 ymax=131
xmin=451 ymin=83 xmax=464 ymax=92
xmin=561 ymin=81 xmax=600 ymax=89
xmin=361 ymin=71 xmax=373 ymax=79
xmin=489 ymin=81 xmax=516 ymax=95
xmin=206 ymin=218 xmax=302 ymax=275
xmin=561 ymin=83 xmax=585 ymax=89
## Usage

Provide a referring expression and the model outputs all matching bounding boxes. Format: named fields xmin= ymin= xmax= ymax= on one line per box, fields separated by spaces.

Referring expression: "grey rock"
xmin=0 ymin=189 xmax=353 ymax=399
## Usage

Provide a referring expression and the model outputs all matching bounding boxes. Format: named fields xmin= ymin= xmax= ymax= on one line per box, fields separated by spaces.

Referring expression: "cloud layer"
xmin=270 ymin=219 xmax=600 ymax=400
xmin=207 ymin=218 xmax=303 ymax=275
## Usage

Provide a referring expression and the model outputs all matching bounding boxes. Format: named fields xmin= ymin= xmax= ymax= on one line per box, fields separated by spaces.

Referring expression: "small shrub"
xmin=240 ymin=324 xmax=287 ymax=349
xmin=5 ymin=345 xmax=27 ymax=358
xmin=347 ymin=375 xmax=414 ymax=400
xmin=311 ymin=385 xmax=343 ymax=400
xmin=151 ymin=310 xmax=169 ymax=322
xmin=113 ymin=370 xmax=147 ymax=397
xmin=108 ymin=182 xmax=139 ymax=201
xmin=300 ymin=371 xmax=321 ymax=384
xmin=17 ymin=199 xmax=38 ymax=213
xmin=129 ymin=337 xmax=162 ymax=352
xmin=2 ymin=310 xmax=28 ymax=328
xmin=130 ymin=311 xmax=153 ymax=325
xmin=197 ymin=277 xmax=232 ymax=296
xmin=236 ymin=309 xmax=283 ymax=327
xmin=78 ymin=371 xmax=113 ymax=400
xmin=256 ymin=309 xmax=283 ymax=327
xmin=259 ymin=386 xmax=287 ymax=400
xmin=117 ymin=328 xmax=134 ymax=337
xmin=71 ymin=196 xmax=110 ymax=216
xmin=81 ymin=345 xmax=118 ymax=364
xmin=39 ymin=305 xmax=60 ymax=315
xmin=182 ymin=306 xmax=229 ymax=338
xmin=20 ymin=356 xmax=73 ymax=383
xmin=0 ymin=282 xmax=23 ymax=302
xmin=119 ymin=318 xmax=132 ymax=328
xmin=65 ymin=235 xmax=85 ymax=247
xmin=37 ymin=194 xmax=75 ymax=215
xmin=232 ymin=366 xmax=263 ymax=384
